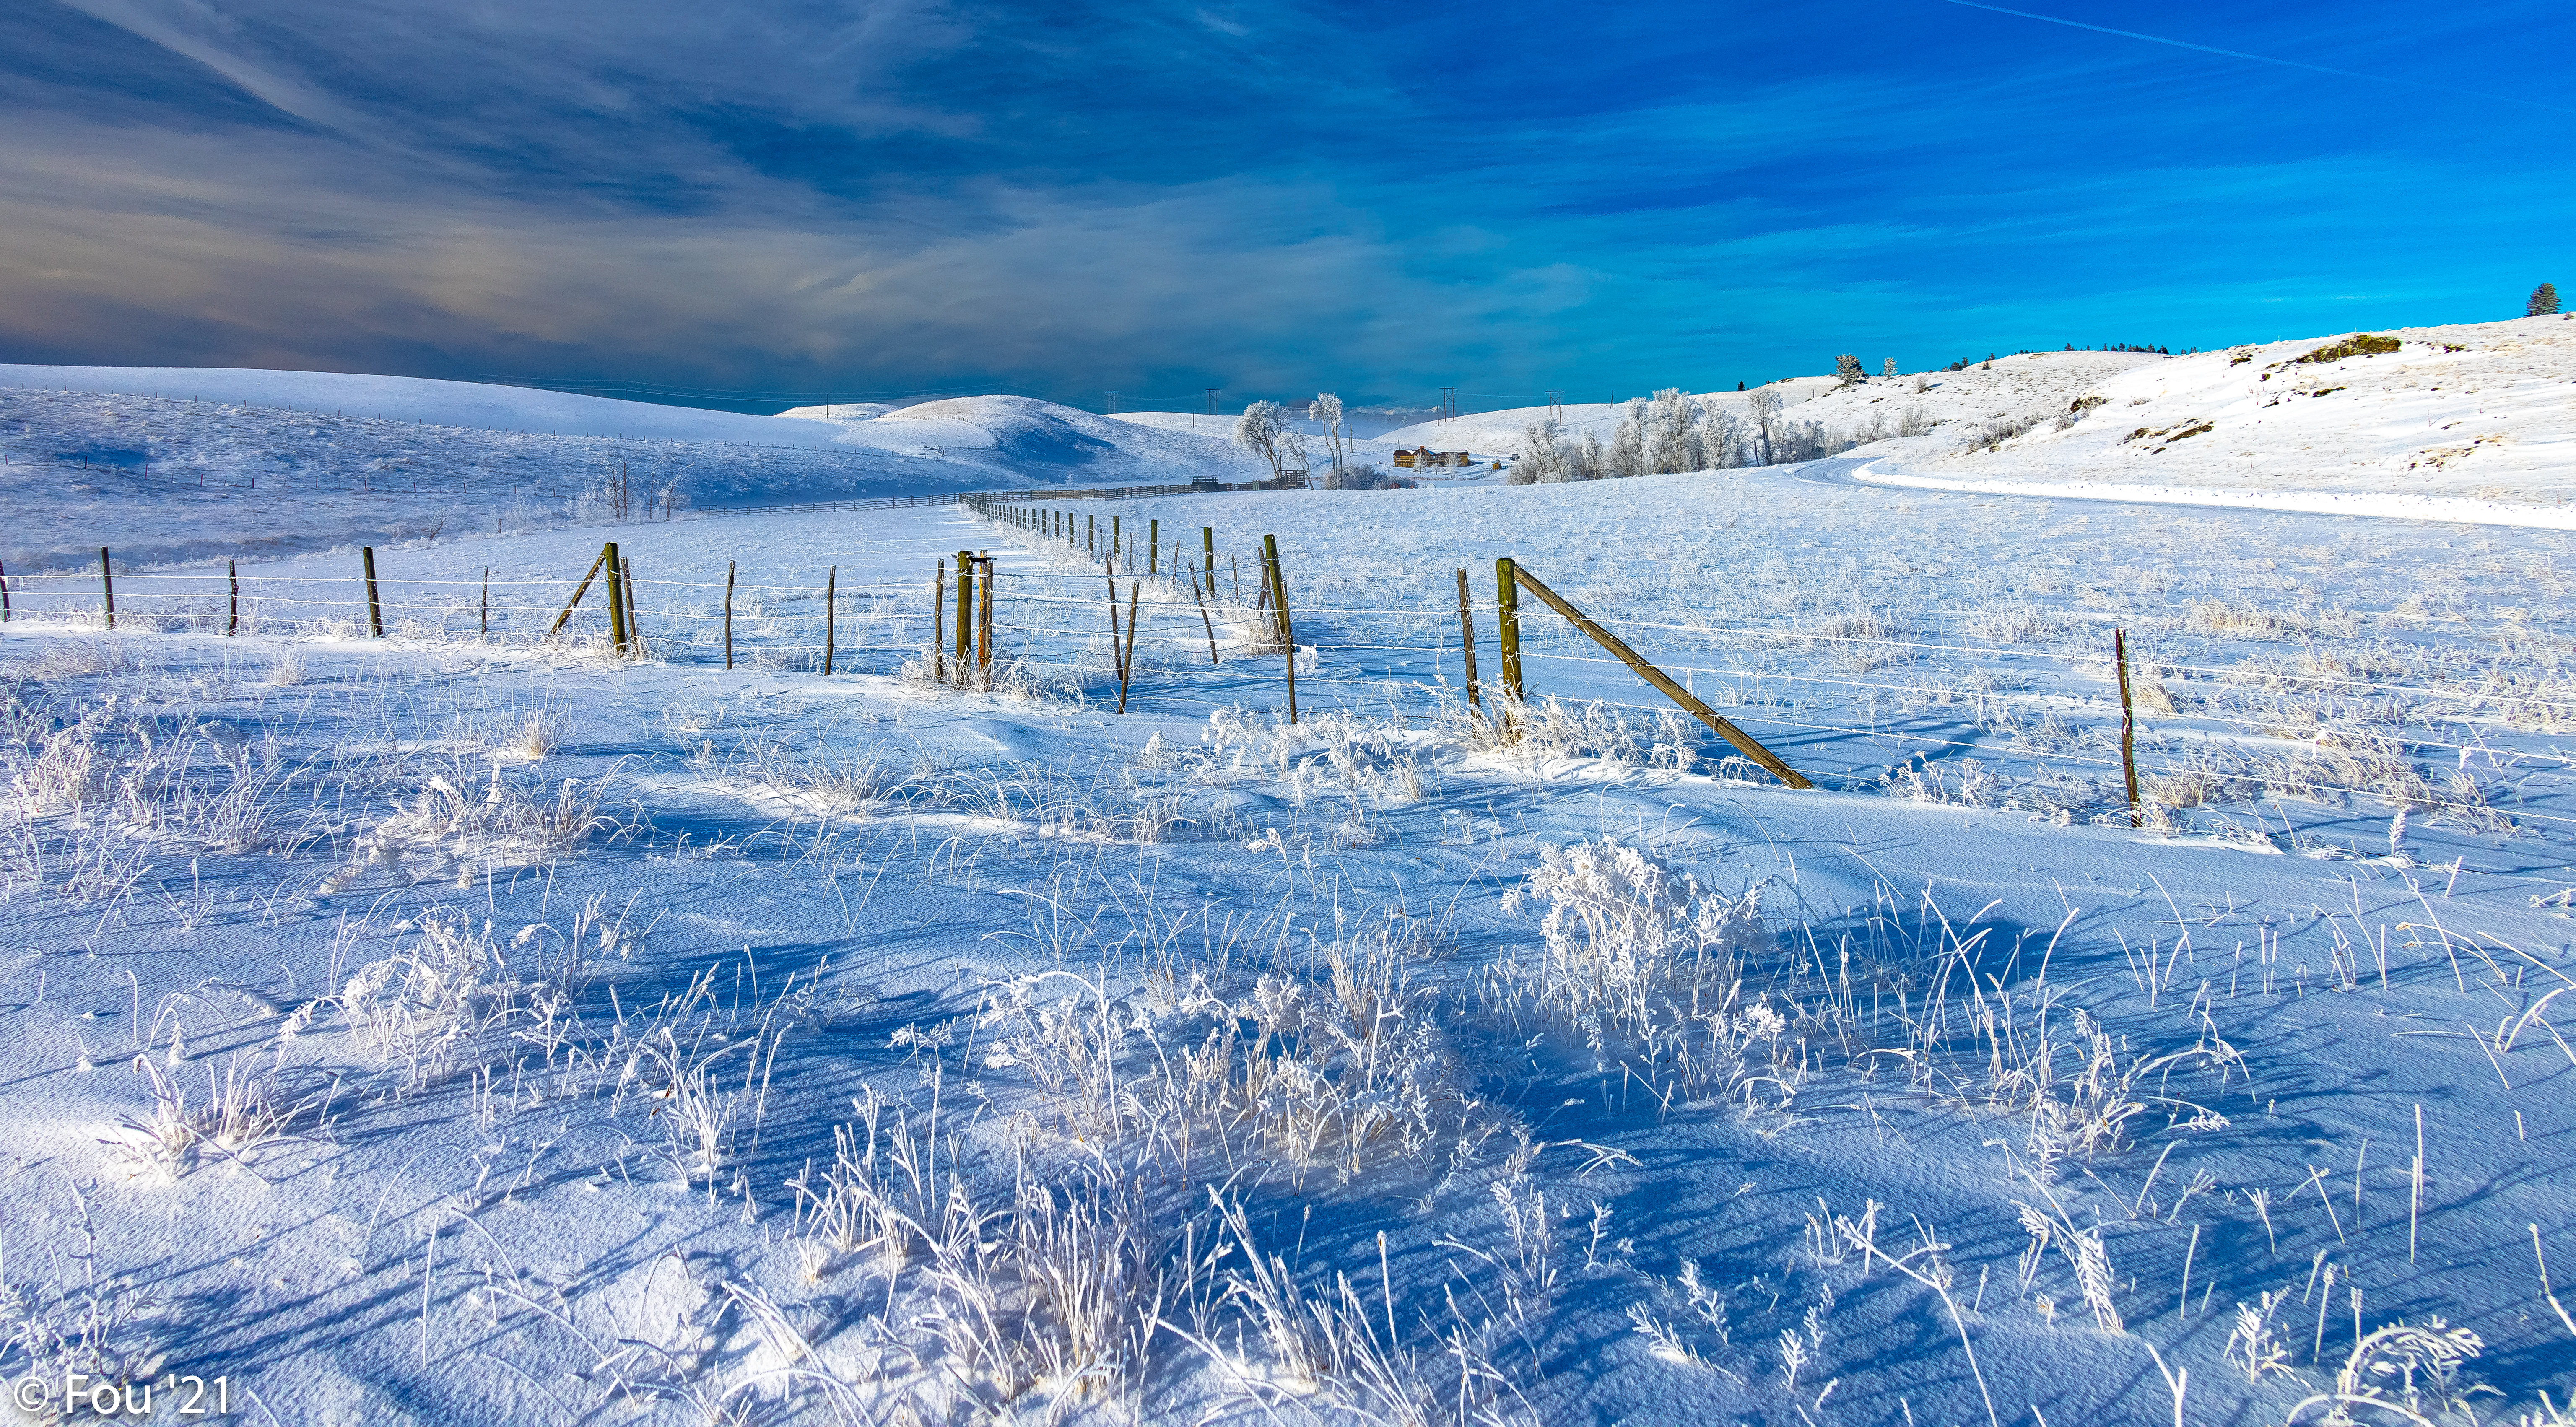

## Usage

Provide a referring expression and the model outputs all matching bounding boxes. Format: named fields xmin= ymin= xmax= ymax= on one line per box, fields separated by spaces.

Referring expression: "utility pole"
xmin=1204 ymin=388 xmax=1220 ymax=416
xmin=1440 ymin=387 xmax=1457 ymax=422
xmin=1106 ymin=391 xmax=1121 ymax=414
xmin=1546 ymin=390 xmax=1563 ymax=425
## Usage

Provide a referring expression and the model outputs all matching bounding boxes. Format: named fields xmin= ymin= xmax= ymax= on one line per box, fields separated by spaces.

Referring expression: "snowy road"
xmin=1794 ymin=454 xmax=2576 ymax=529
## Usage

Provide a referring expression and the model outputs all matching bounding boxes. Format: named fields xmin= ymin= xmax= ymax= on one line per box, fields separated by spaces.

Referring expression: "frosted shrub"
xmin=334 ymin=911 xmax=502 ymax=1083
xmin=1501 ymin=838 xmax=1762 ymax=1040
xmin=976 ymin=928 xmax=1476 ymax=1188
xmin=351 ymin=760 xmax=619 ymax=881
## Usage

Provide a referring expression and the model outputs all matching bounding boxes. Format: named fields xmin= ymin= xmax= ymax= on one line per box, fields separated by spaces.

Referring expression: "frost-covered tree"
xmin=2532 ymin=283 xmax=2563 ymax=316
xmin=1514 ymin=420 xmax=1569 ymax=483
xmin=1609 ymin=400 xmax=1649 ymax=479
xmin=1233 ymin=400 xmax=1289 ymax=477
xmin=1576 ymin=431 xmax=1607 ymax=480
xmin=1745 ymin=387 xmax=1783 ymax=464
xmin=1311 ymin=393 xmax=1347 ymax=473
xmin=1705 ymin=412 xmax=1749 ymax=468
xmin=1882 ymin=358 xmax=1898 ymax=378
xmin=1646 ymin=388 xmax=1703 ymax=472
xmin=1835 ymin=354 xmax=1866 ymax=386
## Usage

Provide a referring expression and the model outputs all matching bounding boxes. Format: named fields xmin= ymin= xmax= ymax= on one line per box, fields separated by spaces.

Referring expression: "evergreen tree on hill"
xmin=2532 ymin=283 xmax=2562 ymax=317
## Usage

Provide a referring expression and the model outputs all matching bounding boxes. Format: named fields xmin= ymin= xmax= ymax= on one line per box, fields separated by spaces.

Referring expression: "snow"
xmin=1900 ymin=316 xmax=2576 ymax=507
xmin=0 ymin=369 xmax=1268 ymax=572
xmin=2 ymin=341 xmax=2573 ymax=1427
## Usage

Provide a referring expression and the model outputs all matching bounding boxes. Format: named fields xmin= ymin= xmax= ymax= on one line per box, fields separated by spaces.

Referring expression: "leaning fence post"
xmin=229 ymin=560 xmax=241 ymax=636
xmin=1455 ymin=568 xmax=1480 ymax=710
xmin=2116 ymin=627 xmax=2140 ymax=825
xmin=1193 ymin=557 xmax=1219 ymax=663
xmin=362 ymin=546 xmax=385 ymax=638
xmin=723 ymin=560 xmax=735 ymax=669
xmin=99 ymin=547 xmax=116 ymax=629
xmin=602 ymin=542 xmax=627 ymax=653
xmin=623 ymin=555 xmax=646 ymax=659
xmin=1105 ymin=562 xmax=1125 ymax=698
xmin=823 ymin=565 xmax=837 ymax=674
xmin=1509 ymin=562 xmax=1810 ymax=788
xmin=1117 ymin=580 xmax=1141 ymax=713
xmin=549 ymin=545 xmax=610 ymax=637
xmin=1495 ymin=557 xmax=1522 ymax=703
xmin=1265 ymin=534 xmax=1296 ymax=723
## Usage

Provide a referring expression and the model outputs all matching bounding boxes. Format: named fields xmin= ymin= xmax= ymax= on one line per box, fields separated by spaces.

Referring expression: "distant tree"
xmin=2532 ymin=283 xmax=2563 ymax=317
xmin=1576 ymin=431 xmax=1607 ymax=480
xmin=1882 ymin=358 xmax=1897 ymax=378
xmin=1746 ymin=387 xmax=1783 ymax=464
xmin=1514 ymin=420 xmax=1568 ymax=483
xmin=1835 ymin=354 xmax=1866 ymax=386
xmin=1233 ymin=400 xmax=1288 ymax=477
xmin=1609 ymin=400 xmax=1648 ymax=477
xmin=1646 ymin=388 xmax=1703 ymax=472
xmin=1312 ymin=393 xmax=1347 ymax=472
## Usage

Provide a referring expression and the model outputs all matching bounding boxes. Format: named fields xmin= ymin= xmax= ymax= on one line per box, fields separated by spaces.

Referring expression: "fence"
xmin=5 ymin=500 xmax=2570 ymax=835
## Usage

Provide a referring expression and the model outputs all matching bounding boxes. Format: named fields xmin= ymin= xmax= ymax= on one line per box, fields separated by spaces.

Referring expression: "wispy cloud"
xmin=2 ymin=0 xmax=2569 ymax=408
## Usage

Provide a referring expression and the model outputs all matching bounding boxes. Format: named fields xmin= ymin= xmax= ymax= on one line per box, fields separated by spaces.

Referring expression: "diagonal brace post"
xmin=1508 ymin=563 xmax=1812 ymax=789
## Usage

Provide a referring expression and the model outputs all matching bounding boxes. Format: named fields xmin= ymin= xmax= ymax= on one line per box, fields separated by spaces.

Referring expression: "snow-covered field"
xmin=0 ymin=371 xmax=1267 ymax=571
xmin=2 ymin=358 xmax=2573 ymax=1427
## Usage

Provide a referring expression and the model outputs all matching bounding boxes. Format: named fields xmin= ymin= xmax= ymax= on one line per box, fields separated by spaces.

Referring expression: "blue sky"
xmin=0 ymin=1 xmax=2567 ymax=413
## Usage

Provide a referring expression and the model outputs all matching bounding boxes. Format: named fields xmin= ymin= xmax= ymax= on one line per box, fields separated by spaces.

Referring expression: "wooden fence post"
xmin=1194 ymin=557 xmax=1219 ymax=663
xmin=1088 ymin=514 xmax=1095 ymax=557
xmin=1112 ymin=515 xmax=1122 ymax=571
xmin=2116 ymin=627 xmax=2140 ymax=825
xmin=1455 ymin=568 xmax=1480 ymax=709
xmin=1265 ymin=534 xmax=1296 ymax=723
xmin=954 ymin=551 xmax=974 ymax=672
xmin=1202 ymin=527 xmax=1215 ymax=598
xmin=823 ymin=565 xmax=837 ymax=674
xmin=363 ymin=546 xmax=384 ymax=638
xmin=1105 ymin=563 xmax=1125 ymax=700
xmin=976 ymin=553 xmax=992 ymax=673
xmin=623 ymin=556 xmax=646 ymax=659
xmin=1149 ymin=519 xmax=1158 ymax=575
xmin=602 ymin=542 xmax=626 ymax=654
xmin=1117 ymin=580 xmax=1140 ymax=713
xmin=1495 ymin=557 xmax=1522 ymax=702
xmin=478 ymin=566 xmax=487 ymax=636
xmin=723 ymin=560 xmax=735 ymax=669
xmin=0 ymin=557 xmax=12 ymax=624
xmin=932 ymin=562 xmax=947 ymax=681
xmin=549 ymin=545 xmax=610 ymax=637
xmin=229 ymin=560 xmax=240 ymax=636
xmin=99 ymin=547 xmax=115 ymax=629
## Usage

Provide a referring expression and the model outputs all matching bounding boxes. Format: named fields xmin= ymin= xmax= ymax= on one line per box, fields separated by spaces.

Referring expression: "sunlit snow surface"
xmin=0 ymin=363 xmax=2571 ymax=1427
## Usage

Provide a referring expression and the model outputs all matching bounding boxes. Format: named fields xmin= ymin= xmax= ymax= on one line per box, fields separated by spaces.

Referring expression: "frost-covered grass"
xmin=0 ymin=486 xmax=2571 ymax=1427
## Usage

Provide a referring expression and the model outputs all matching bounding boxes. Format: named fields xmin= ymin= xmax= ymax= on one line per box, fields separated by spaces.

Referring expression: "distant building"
xmin=1393 ymin=446 xmax=1473 ymax=469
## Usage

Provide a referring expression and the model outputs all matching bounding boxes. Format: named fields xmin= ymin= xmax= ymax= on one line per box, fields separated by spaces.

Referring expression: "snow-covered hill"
xmin=1909 ymin=315 xmax=2576 ymax=504
xmin=0 ymin=368 xmax=1267 ymax=571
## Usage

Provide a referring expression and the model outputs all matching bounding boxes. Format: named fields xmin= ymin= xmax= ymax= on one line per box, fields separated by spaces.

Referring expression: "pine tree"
xmin=2532 ymin=283 xmax=2562 ymax=317
xmin=1835 ymin=354 xmax=1865 ymax=386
